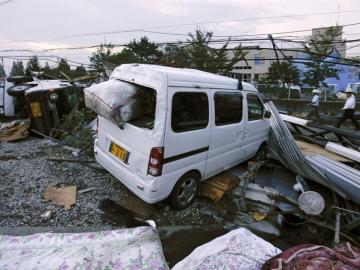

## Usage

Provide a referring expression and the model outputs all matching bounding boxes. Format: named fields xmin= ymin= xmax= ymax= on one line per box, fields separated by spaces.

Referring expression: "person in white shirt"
xmin=335 ymin=88 xmax=359 ymax=129
xmin=307 ymin=89 xmax=320 ymax=122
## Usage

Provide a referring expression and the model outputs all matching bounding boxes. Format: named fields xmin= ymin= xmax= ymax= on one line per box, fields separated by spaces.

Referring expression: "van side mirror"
xmin=264 ymin=110 xmax=271 ymax=119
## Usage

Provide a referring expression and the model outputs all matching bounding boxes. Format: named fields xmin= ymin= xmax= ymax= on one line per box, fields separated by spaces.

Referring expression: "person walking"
xmin=335 ymin=88 xmax=360 ymax=129
xmin=307 ymin=89 xmax=320 ymax=122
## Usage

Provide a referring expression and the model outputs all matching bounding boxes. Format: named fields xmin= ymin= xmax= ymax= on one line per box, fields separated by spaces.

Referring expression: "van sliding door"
xmin=204 ymin=91 xmax=245 ymax=178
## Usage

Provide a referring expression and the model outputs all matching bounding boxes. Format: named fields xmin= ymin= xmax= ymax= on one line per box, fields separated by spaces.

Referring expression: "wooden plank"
xmin=199 ymin=173 xmax=239 ymax=201
xmin=295 ymin=140 xmax=352 ymax=162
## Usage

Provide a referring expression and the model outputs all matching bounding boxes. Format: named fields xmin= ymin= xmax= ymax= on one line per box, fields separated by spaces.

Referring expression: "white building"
xmin=228 ymin=26 xmax=346 ymax=84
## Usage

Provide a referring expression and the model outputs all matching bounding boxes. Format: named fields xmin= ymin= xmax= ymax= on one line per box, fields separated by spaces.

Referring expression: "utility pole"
xmin=268 ymin=34 xmax=288 ymax=99
xmin=268 ymin=34 xmax=295 ymax=100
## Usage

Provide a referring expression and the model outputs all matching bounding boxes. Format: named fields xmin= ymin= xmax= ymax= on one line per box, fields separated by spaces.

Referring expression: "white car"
xmin=94 ymin=64 xmax=270 ymax=209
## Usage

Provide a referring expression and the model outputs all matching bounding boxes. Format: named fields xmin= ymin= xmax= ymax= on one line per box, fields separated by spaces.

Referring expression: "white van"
xmin=94 ymin=64 xmax=270 ymax=209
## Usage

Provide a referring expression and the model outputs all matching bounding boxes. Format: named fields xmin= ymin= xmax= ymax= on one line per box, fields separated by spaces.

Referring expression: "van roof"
xmin=110 ymin=64 xmax=258 ymax=92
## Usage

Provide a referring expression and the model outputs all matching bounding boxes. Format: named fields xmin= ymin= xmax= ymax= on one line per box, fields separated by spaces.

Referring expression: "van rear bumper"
xmin=94 ymin=143 xmax=165 ymax=204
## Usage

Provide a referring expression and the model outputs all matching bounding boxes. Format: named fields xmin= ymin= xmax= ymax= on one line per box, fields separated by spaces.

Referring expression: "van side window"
xmin=172 ymin=92 xmax=209 ymax=132
xmin=247 ymin=94 xmax=264 ymax=121
xmin=215 ymin=92 xmax=242 ymax=125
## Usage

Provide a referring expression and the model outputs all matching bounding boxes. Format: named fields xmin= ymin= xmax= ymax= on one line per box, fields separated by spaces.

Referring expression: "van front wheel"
xmin=170 ymin=172 xmax=199 ymax=210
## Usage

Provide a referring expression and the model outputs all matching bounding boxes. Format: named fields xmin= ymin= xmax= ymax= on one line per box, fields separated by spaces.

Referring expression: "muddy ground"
xmin=0 ymin=136 xmax=356 ymax=266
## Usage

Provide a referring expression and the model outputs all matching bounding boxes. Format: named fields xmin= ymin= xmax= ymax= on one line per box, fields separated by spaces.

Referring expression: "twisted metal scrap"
xmin=266 ymin=101 xmax=344 ymax=196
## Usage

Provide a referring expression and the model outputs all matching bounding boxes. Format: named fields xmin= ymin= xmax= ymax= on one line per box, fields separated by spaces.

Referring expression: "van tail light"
xmin=148 ymin=147 xmax=164 ymax=176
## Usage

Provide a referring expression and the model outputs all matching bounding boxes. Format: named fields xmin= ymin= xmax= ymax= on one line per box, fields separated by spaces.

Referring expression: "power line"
xmin=48 ymin=9 xmax=360 ymax=40
xmin=2 ymin=35 xmax=360 ymax=54
xmin=2 ymin=11 xmax=360 ymax=45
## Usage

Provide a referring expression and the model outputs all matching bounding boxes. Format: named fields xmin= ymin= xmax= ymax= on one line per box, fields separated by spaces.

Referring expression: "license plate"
xmin=109 ymin=142 xmax=129 ymax=164
xmin=30 ymin=102 xmax=42 ymax=117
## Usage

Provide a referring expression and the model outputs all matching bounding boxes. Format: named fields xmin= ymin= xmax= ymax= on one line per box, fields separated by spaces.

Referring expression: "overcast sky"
xmin=1 ymin=0 xmax=360 ymax=72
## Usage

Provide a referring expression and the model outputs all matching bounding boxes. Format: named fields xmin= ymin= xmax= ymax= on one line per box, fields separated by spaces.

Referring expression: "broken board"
xmin=296 ymin=140 xmax=351 ymax=162
xmin=199 ymin=173 xmax=239 ymax=201
xmin=44 ymin=186 xmax=77 ymax=210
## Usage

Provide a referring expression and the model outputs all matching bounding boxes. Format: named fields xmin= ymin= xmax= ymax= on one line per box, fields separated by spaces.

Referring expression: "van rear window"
xmin=171 ymin=92 xmax=209 ymax=132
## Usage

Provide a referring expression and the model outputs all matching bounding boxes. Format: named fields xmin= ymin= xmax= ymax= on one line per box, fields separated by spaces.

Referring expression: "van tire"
xmin=170 ymin=172 xmax=199 ymax=210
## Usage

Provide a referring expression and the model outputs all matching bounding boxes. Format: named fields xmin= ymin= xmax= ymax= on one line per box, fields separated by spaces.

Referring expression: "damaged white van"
xmin=88 ymin=64 xmax=270 ymax=209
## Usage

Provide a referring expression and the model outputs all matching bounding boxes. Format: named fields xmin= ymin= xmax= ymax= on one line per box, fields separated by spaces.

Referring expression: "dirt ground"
xmin=0 ymin=136 xmax=357 ymax=266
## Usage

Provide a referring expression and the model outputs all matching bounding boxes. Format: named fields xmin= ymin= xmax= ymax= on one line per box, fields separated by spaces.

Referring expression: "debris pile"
xmin=0 ymin=119 xmax=30 ymax=142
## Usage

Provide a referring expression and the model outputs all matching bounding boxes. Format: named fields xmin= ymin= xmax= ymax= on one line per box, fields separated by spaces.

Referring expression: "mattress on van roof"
xmin=84 ymin=79 xmax=152 ymax=127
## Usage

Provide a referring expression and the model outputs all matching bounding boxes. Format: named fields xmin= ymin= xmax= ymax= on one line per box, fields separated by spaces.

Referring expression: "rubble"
xmin=0 ymin=119 xmax=30 ymax=142
xmin=0 ymin=137 xmax=129 ymax=227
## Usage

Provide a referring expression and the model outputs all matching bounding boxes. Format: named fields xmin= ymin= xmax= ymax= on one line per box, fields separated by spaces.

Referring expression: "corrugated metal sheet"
xmin=267 ymin=101 xmax=346 ymax=197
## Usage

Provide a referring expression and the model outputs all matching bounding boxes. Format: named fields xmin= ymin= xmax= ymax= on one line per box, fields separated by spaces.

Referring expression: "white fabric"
xmin=172 ymin=228 xmax=281 ymax=270
xmin=343 ymin=94 xmax=356 ymax=109
xmin=311 ymin=95 xmax=319 ymax=106
xmin=84 ymin=79 xmax=151 ymax=127
xmin=0 ymin=227 xmax=169 ymax=270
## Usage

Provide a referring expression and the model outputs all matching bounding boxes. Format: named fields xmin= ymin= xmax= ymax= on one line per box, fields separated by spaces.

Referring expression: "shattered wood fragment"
xmin=44 ymin=186 xmax=77 ymax=210
xmin=199 ymin=173 xmax=239 ymax=201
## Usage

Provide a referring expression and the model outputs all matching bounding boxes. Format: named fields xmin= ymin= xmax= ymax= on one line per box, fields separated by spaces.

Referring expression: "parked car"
xmin=93 ymin=64 xmax=271 ymax=209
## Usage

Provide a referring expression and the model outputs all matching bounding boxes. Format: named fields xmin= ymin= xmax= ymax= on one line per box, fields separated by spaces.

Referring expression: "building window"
xmin=215 ymin=92 xmax=243 ymax=126
xmin=172 ymin=92 xmax=209 ymax=132
xmin=241 ymin=73 xmax=252 ymax=83
xmin=254 ymin=56 xmax=265 ymax=65
xmin=247 ymin=94 xmax=264 ymax=121
xmin=233 ymin=66 xmax=252 ymax=70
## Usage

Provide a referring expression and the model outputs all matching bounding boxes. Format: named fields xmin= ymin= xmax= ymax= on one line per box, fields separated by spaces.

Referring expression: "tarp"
xmin=0 ymin=227 xmax=169 ymax=270
xmin=172 ymin=228 xmax=281 ymax=270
